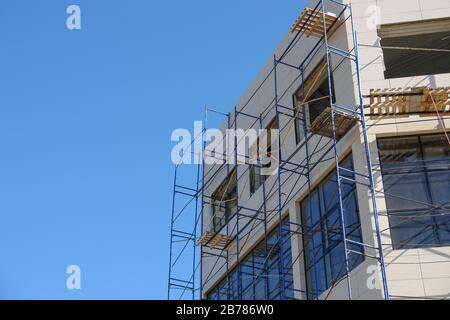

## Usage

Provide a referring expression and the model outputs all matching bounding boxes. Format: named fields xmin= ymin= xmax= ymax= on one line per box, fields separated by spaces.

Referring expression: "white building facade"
xmin=199 ymin=0 xmax=450 ymax=300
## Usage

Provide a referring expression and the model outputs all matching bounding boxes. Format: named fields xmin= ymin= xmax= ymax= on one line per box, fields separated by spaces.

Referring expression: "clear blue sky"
xmin=0 ymin=0 xmax=305 ymax=299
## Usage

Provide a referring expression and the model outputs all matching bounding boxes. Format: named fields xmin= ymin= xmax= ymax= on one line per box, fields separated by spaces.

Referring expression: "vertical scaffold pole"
xmin=225 ymin=113 xmax=231 ymax=299
xmin=298 ymin=67 xmax=320 ymax=300
xmin=199 ymin=106 xmax=210 ymax=300
xmin=320 ymin=0 xmax=353 ymax=300
xmin=167 ymin=166 xmax=178 ymax=300
xmin=349 ymin=3 xmax=389 ymax=300
xmin=260 ymin=114 xmax=270 ymax=299
xmin=193 ymin=155 xmax=201 ymax=300
xmin=233 ymin=106 xmax=242 ymax=300
xmin=273 ymin=55 xmax=286 ymax=300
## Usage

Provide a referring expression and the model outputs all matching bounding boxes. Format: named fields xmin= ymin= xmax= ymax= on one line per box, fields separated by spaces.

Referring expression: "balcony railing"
xmin=368 ymin=87 xmax=450 ymax=116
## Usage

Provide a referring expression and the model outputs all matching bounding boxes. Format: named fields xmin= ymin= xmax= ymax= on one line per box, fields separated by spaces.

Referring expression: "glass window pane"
xmin=268 ymin=265 xmax=280 ymax=297
xmin=421 ymin=134 xmax=450 ymax=163
xmin=389 ymin=211 xmax=436 ymax=249
xmin=218 ymin=282 xmax=228 ymax=300
xmin=326 ymin=207 xmax=341 ymax=245
xmin=322 ymin=178 xmax=338 ymax=213
xmin=329 ymin=243 xmax=346 ymax=281
xmin=308 ymin=257 xmax=328 ymax=298
xmin=230 ymin=271 xmax=239 ymax=300
xmin=344 ymin=191 xmax=360 ymax=233
xmin=301 ymin=154 xmax=363 ymax=299
xmin=308 ymin=191 xmax=321 ymax=227
xmin=383 ymin=173 xmax=430 ymax=211
xmin=379 ymin=136 xmax=420 ymax=169
xmin=427 ymin=171 xmax=450 ymax=208
xmin=208 ymin=218 xmax=293 ymax=300
xmin=242 ymin=286 xmax=254 ymax=300
xmin=250 ymin=165 xmax=256 ymax=195
xmin=241 ymin=256 xmax=254 ymax=292
xmin=379 ymin=134 xmax=450 ymax=249
xmin=436 ymin=212 xmax=450 ymax=244
xmin=254 ymin=278 xmax=266 ymax=300
xmin=209 ymin=290 xmax=218 ymax=300
xmin=295 ymin=112 xmax=305 ymax=144
xmin=308 ymin=79 xmax=331 ymax=125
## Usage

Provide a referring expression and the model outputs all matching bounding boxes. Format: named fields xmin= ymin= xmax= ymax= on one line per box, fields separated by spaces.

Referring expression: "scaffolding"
xmin=167 ymin=0 xmax=391 ymax=300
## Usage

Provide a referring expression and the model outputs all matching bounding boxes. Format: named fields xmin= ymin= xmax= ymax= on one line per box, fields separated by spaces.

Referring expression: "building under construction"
xmin=168 ymin=0 xmax=450 ymax=300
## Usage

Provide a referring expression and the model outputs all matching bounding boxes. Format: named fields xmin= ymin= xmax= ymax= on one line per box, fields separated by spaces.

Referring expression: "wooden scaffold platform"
xmin=309 ymin=107 xmax=357 ymax=139
xmin=197 ymin=231 xmax=234 ymax=250
xmin=290 ymin=7 xmax=339 ymax=38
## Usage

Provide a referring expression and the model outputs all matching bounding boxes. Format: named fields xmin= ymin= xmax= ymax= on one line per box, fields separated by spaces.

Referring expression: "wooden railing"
xmin=368 ymin=87 xmax=450 ymax=116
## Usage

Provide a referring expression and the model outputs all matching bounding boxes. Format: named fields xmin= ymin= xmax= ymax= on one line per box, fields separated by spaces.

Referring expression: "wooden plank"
xmin=405 ymin=95 xmax=410 ymax=114
xmin=309 ymin=107 xmax=357 ymax=139
xmin=308 ymin=12 xmax=322 ymax=37
xmin=197 ymin=232 xmax=209 ymax=246
xmin=386 ymin=94 xmax=392 ymax=114
xmin=404 ymin=94 xmax=410 ymax=113
xmin=370 ymin=90 xmax=374 ymax=115
xmin=421 ymin=88 xmax=429 ymax=112
xmin=391 ymin=94 xmax=397 ymax=114
xmin=368 ymin=86 xmax=450 ymax=115
xmin=290 ymin=7 xmax=339 ymax=38
xmin=432 ymin=88 xmax=450 ymax=112
xmin=377 ymin=93 xmax=382 ymax=114
xmin=197 ymin=231 xmax=234 ymax=250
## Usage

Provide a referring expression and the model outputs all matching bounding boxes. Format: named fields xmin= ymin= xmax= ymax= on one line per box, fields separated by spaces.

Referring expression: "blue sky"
xmin=0 ymin=0 xmax=305 ymax=299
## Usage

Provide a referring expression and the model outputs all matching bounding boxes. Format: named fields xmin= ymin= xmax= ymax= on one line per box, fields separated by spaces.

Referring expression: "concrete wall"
xmin=201 ymin=0 xmax=450 ymax=300
xmin=347 ymin=0 xmax=450 ymax=300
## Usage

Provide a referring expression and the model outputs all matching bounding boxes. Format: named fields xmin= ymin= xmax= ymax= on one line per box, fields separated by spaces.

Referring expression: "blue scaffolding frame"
xmin=168 ymin=0 xmax=390 ymax=301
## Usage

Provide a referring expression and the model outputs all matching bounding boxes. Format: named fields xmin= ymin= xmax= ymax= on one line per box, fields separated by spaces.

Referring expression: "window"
xmin=379 ymin=18 xmax=450 ymax=79
xmin=207 ymin=219 xmax=295 ymax=300
xmin=212 ymin=169 xmax=237 ymax=232
xmin=308 ymin=79 xmax=332 ymax=125
xmin=249 ymin=118 xmax=276 ymax=196
xmin=264 ymin=118 xmax=277 ymax=163
xmin=294 ymin=58 xmax=334 ymax=144
xmin=250 ymin=165 xmax=265 ymax=196
xmin=301 ymin=156 xmax=364 ymax=299
xmin=293 ymin=94 xmax=306 ymax=144
xmin=378 ymin=134 xmax=450 ymax=250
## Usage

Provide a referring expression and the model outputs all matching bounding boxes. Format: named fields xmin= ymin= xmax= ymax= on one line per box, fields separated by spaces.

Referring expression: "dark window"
xmin=294 ymin=58 xmax=334 ymax=144
xmin=301 ymin=155 xmax=364 ymax=299
xmin=249 ymin=119 xmax=276 ymax=196
xmin=264 ymin=118 xmax=277 ymax=164
xmin=250 ymin=165 xmax=265 ymax=196
xmin=378 ymin=134 xmax=450 ymax=249
xmin=207 ymin=219 xmax=295 ymax=300
xmin=212 ymin=169 xmax=237 ymax=232
xmin=294 ymin=101 xmax=306 ymax=145
xmin=308 ymin=79 xmax=332 ymax=125
xmin=379 ymin=18 xmax=450 ymax=79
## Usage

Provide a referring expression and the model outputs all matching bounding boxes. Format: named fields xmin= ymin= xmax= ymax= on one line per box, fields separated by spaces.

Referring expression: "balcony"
xmin=368 ymin=87 xmax=450 ymax=116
